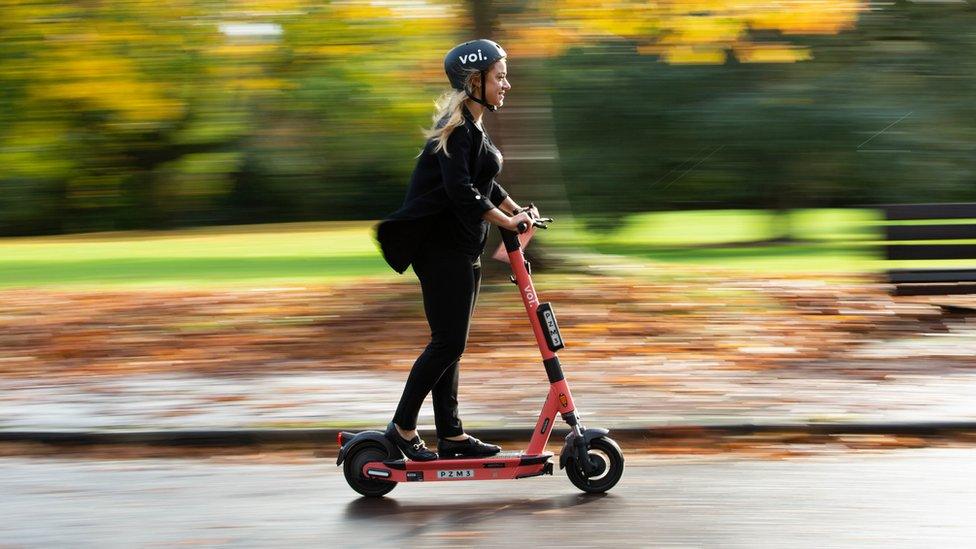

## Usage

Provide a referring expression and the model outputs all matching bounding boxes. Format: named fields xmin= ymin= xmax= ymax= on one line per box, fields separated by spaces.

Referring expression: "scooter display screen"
xmin=536 ymin=302 xmax=565 ymax=352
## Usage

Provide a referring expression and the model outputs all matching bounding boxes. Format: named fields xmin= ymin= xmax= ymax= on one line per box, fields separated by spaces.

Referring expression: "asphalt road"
xmin=1 ymin=448 xmax=974 ymax=547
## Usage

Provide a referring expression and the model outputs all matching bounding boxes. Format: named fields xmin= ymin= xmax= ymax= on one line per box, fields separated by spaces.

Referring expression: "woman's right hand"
xmin=507 ymin=211 xmax=534 ymax=233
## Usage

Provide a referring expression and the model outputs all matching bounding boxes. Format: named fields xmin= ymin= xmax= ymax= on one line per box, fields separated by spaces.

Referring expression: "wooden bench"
xmin=882 ymin=202 xmax=976 ymax=299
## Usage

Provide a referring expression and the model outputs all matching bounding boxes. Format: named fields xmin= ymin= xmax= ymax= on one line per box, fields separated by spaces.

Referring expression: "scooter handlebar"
xmin=516 ymin=217 xmax=554 ymax=233
xmin=514 ymin=202 xmax=553 ymax=233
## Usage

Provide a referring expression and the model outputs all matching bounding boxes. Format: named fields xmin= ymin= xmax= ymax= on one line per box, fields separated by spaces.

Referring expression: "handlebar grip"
xmin=516 ymin=221 xmax=529 ymax=233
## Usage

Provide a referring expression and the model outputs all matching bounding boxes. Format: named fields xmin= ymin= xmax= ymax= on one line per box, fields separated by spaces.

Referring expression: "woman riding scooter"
xmin=374 ymin=39 xmax=539 ymax=461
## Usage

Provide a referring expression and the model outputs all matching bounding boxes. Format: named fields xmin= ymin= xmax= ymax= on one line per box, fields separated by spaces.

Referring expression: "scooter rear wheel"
xmin=566 ymin=436 xmax=624 ymax=494
xmin=343 ymin=443 xmax=397 ymax=497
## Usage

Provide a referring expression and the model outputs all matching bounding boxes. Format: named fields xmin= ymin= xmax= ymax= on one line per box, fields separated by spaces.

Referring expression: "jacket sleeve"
xmin=436 ymin=126 xmax=496 ymax=223
xmin=489 ymin=178 xmax=509 ymax=208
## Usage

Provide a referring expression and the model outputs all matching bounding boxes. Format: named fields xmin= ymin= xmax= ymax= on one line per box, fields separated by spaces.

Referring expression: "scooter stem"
xmin=499 ymin=225 xmax=581 ymax=456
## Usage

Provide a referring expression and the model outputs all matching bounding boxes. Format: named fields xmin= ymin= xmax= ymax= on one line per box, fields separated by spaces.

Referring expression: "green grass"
xmin=1 ymin=208 xmax=967 ymax=288
xmin=547 ymin=208 xmax=880 ymax=247
xmin=545 ymin=208 xmax=887 ymax=274
xmin=0 ymin=221 xmax=390 ymax=289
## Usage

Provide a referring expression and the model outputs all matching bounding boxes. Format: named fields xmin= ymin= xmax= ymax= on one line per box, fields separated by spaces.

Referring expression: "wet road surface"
xmin=1 ymin=448 xmax=974 ymax=547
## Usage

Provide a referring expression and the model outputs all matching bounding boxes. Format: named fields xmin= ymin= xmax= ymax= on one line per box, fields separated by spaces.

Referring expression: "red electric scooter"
xmin=337 ymin=207 xmax=624 ymax=496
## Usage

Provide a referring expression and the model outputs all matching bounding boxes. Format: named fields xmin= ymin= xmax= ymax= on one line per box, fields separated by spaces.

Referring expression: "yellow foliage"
xmin=555 ymin=0 xmax=659 ymax=39
xmin=747 ymin=0 xmax=866 ymax=35
xmin=226 ymin=78 xmax=295 ymax=91
xmin=211 ymin=43 xmax=281 ymax=58
xmin=536 ymin=0 xmax=867 ymax=64
xmin=734 ymin=43 xmax=813 ymax=63
xmin=505 ymin=26 xmax=582 ymax=59
xmin=652 ymin=45 xmax=728 ymax=65
xmin=227 ymin=0 xmax=309 ymax=12
xmin=658 ymin=15 xmax=745 ymax=45
xmin=33 ymin=76 xmax=185 ymax=123
xmin=331 ymin=3 xmax=395 ymax=21
xmin=304 ymin=44 xmax=376 ymax=58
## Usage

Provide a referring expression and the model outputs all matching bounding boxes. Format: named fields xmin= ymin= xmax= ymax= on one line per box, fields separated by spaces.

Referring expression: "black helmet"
xmin=444 ymin=39 xmax=507 ymax=112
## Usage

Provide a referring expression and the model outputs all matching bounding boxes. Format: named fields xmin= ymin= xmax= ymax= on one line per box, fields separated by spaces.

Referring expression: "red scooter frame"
xmin=338 ymin=208 xmax=624 ymax=495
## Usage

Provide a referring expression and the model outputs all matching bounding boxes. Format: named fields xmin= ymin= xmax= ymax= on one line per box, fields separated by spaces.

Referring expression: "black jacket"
xmin=375 ymin=105 xmax=509 ymax=274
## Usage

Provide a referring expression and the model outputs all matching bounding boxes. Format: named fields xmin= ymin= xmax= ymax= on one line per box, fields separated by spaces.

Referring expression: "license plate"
xmin=437 ymin=469 xmax=474 ymax=479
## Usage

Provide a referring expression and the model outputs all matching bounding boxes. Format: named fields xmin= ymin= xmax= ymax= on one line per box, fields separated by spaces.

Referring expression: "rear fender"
xmin=336 ymin=430 xmax=399 ymax=466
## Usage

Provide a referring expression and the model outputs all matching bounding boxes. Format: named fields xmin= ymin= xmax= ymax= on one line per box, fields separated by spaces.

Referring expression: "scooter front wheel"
xmin=343 ymin=442 xmax=397 ymax=497
xmin=565 ymin=436 xmax=624 ymax=494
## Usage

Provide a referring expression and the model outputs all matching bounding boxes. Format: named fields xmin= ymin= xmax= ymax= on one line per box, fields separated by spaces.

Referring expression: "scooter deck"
xmin=384 ymin=450 xmax=550 ymax=466
xmin=367 ymin=451 xmax=554 ymax=482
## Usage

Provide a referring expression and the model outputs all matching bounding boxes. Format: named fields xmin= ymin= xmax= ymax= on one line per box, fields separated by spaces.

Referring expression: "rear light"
xmin=337 ymin=432 xmax=344 ymax=447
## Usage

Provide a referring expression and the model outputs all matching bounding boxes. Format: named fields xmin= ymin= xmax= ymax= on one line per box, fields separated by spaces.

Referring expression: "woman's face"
xmin=473 ymin=59 xmax=510 ymax=108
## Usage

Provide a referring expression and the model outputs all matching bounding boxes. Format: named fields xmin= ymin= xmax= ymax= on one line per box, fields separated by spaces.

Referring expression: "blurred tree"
xmin=540 ymin=1 xmax=976 ymax=234
xmin=2 ymin=0 xmax=976 ymax=238
xmin=0 ymin=0 xmax=256 ymax=233
xmin=0 ymin=0 xmax=461 ymax=234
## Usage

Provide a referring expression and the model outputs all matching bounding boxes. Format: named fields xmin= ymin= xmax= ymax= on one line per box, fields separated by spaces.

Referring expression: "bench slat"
xmin=883 ymin=203 xmax=976 ymax=221
xmin=885 ymin=224 xmax=976 ymax=241
xmin=888 ymin=268 xmax=976 ymax=283
xmin=893 ymin=283 xmax=976 ymax=296
xmin=886 ymin=243 xmax=976 ymax=261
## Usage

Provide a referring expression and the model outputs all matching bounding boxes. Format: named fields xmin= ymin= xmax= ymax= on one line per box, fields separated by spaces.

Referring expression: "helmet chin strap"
xmin=465 ymin=71 xmax=498 ymax=112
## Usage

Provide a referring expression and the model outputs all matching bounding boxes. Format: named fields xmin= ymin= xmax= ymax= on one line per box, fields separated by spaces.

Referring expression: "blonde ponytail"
xmin=420 ymin=68 xmax=482 ymax=158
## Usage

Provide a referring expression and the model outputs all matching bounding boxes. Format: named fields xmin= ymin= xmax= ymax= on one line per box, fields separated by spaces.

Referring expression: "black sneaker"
xmin=384 ymin=421 xmax=438 ymax=461
xmin=438 ymin=435 xmax=501 ymax=458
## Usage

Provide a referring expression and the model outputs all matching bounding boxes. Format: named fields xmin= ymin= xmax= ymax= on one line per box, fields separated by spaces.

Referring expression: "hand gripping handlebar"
xmin=514 ymin=202 xmax=554 ymax=234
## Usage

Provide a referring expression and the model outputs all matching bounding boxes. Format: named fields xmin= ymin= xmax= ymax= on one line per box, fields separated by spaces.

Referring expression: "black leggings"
xmin=392 ymin=244 xmax=481 ymax=438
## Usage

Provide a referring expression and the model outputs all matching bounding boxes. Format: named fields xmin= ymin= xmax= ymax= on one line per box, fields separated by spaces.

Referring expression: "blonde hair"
xmin=420 ymin=67 xmax=485 ymax=158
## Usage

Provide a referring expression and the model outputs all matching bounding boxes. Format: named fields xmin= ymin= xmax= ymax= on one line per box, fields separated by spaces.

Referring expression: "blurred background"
xmin=2 ymin=0 xmax=976 ymax=283
xmin=6 ymin=2 xmax=976 ymax=543
xmin=0 ymin=0 xmax=976 ymax=428
xmin=2 ymin=0 xmax=974 ymax=226
xmin=2 ymin=0 xmax=976 ymax=438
